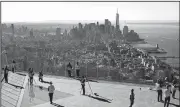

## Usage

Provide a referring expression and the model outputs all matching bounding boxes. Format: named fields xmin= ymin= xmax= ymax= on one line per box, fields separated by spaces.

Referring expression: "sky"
xmin=1 ymin=2 xmax=179 ymax=23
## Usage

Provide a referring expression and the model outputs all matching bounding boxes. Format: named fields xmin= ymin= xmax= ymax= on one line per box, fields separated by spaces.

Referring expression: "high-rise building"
xmin=108 ymin=21 xmax=111 ymax=34
xmin=11 ymin=24 xmax=14 ymax=37
xmin=116 ymin=9 xmax=120 ymax=30
xmin=97 ymin=22 xmax=99 ymax=26
xmin=105 ymin=19 xmax=109 ymax=33
xmin=123 ymin=26 xmax=128 ymax=36
xmin=78 ymin=23 xmax=83 ymax=29
xmin=56 ymin=28 xmax=61 ymax=36
xmin=30 ymin=29 xmax=34 ymax=38
xmin=99 ymin=24 xmax=105 ymax=33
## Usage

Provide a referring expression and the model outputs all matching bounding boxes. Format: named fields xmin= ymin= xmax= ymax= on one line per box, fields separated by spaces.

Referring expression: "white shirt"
xmin=48 ymin=85 xmax=55 ymax=93
xmin=164 ymin=89 xmax=171 ymax=97
xmin=156 ymin=83 xmax=161 ymax=90
xmin=152 ymin=65 xmax=154 ymax=71
xmin=75 ymin=65 xmax=80 ymax=70
xmin=172 ymin=85 xmax=176 ymax=91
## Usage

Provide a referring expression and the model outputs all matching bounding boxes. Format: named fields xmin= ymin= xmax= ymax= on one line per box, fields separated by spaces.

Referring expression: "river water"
xmin=127 ymin=23 xmax=179 ymax=67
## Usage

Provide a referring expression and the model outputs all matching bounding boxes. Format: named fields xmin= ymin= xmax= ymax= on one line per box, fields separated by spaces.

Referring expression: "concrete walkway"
xmin=18 ymin=75 xmax=179 ymax=107
xmin=1 ymin=72 xmax=27 ymax=107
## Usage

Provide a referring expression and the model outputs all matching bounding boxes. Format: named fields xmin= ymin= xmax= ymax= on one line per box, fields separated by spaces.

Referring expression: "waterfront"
xmin=128 ymin=23 xmax=179 ymax=67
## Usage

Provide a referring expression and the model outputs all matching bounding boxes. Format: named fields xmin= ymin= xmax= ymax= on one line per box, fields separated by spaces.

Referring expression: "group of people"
xmin=27 ymin=67 xmax=55 ymax=104
xmin=2 ymin=60 xmax=179 ymax=107
xmin=155 ymin=78 xmax=179 ymax=107
xmin=66 ymin=62 xmax=80 ymax=78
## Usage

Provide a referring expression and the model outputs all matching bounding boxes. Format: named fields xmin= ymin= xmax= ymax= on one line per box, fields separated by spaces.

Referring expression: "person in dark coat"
xmin=80 ymin=76 xmax=86 ymax=95
xmin=12 ymin=60 xmax=16 ymax=73
xmin=29 ymin=68 xmax=34 ymax=85
xmin=129 ymin=89 xmax=135 ymax=107
xmin=39 ymin=70 xmax=43 ymax=82
xmin=67 ymin=62 xmax=72 ymax=77
xmin=4 ymin=66 xmax=10 ymax=83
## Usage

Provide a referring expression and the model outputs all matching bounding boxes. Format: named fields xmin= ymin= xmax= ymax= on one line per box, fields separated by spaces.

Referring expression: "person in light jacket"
xmin=75 ymin=62 xmax=80 ymax=77
xmin=164 ymin=85 xmax=172 ymax=107
xmin=48 ymin=82 xmax=55 ymax=104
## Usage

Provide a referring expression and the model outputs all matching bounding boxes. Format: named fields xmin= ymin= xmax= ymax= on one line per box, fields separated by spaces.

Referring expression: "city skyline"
xmin=2 ymin=2 xmax=179 ymax=23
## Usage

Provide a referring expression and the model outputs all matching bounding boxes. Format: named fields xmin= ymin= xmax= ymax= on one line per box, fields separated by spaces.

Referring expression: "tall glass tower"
xmin=116 ymin=9 xmax=119 ymax=30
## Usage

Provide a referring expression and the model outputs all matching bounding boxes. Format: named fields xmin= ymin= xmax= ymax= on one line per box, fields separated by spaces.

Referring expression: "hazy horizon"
xmin=3 ymin=20 xmax=179 ymax=25
xmin=2 ymin=2 xmax=179 ymax=23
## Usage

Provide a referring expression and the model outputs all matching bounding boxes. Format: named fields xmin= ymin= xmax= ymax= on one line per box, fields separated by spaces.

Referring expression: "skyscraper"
xmin=78 ymin=23 xmax=83 ymax=29
xmin=105 ymin=19 xmax=109 ymax=33
xmin=11 ymin=24 xmax=14 ymax=36
xmin=56 ymin=28 xmax=61 ymax=36
xmin=123 ymin=25 xmax=128 ymax=36
xmin=10 ymin=24 xmax=15 ymax=42
xmin=116 ymin=9 xmax=120 ymax=30
xmin=30 ymin=29 xmax=34 ymax=38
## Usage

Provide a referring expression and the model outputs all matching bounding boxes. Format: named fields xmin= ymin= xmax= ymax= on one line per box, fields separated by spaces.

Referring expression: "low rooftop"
xmin=18 ymin=73 xmax=179 ymax=107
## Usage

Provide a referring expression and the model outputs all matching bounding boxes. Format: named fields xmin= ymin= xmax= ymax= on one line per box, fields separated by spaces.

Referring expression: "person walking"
xmin=75 ymin=62 xmax=80 ymax=77
xmin=4 ymin=66 xmax=10 ymax=83
xmin=164 ymin=85 xmax=172 ymax=107
xmin=129 ymin=89 xmax=135 ymax=107
xmin=67 ymin=62 xmax=72 ymax=77
xmin=29 ymin=68 xmax=34 ymax=85
xmin=48 ymin=82 xmax=55 ymax=104
xmin=156 ymin=80 xmax=163 ymax=102
xmin=39 ymin=70 xmax=43 ymax=82
xmin=172 ymin=83 xmax=177 ymax=99
xmin=28 ymin=68 xmax=31 ymax=84
xmin=12 ymin=60 xmax=16 ymax=73
xmin=80 ymin=76 xmax=86 ymax=95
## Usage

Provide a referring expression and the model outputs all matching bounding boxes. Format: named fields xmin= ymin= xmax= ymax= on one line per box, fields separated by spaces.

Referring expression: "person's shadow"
xmin=52 ymin=102 xmax=64 ymax=107
xmin=161 ymin=100 xmax=180 ymax=107
xmin=41 ymin=80 xmax=51 ymax=84
xmin=85 ymin=94 xmax=111 ymax=103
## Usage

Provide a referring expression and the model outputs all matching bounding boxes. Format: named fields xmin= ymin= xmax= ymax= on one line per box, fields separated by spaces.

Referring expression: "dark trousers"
xmin=76 ymin=69 xmax=80 ymax=77
xmin=129 ymin=100 xmax=134 ymax=107
xmin=68 ymin=70 xmax=71 ymax=77
xmin=157 ymin=90 xmax=162 ymax=101
xmin=12 ymin=68 xmax=15 ymax=73
xmin=30 ymin=77 xmax=33 ymax=85
xmin=164 ymin=96 xmax=170 ymax=107
xmin=172 ymin=90 xmax=176 ymax=98
xmin=4 ymin=74 xmax=8 ymax=83
xmin=82 ymin=85 xmax=85 ymax=95
xmin=49 ymin=93 xmax=53 ymax=103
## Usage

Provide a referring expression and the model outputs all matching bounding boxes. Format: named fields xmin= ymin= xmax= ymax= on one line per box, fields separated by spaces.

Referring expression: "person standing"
xmin=29 ymin=68 xmax=34 ymax=85
xmin=48 ymin=82 xmax=55 ymax=104
xmin=156 ymin=80 xmax=162 ymax=102
xmin=80 ymin=76 xmax=86 ymax=95
xmin=67 ymin=62 xmax=72 ymax=77
xmin=12 ymin=60 xmax=16 ymax=73
xmin=172 ymin=83 xmax=177 ymax=98
xmin=4 ymin=66 xmax=10 ymax=83
xmin=129 ymin=89 xmax=135 ymax=107
xmin=164 ymin=85 xmax=172 ymax=107
xmin=39 ymin=70 xmax=43 ymax=82
xmin=75 ymin=62 xmax=80 ymax=77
